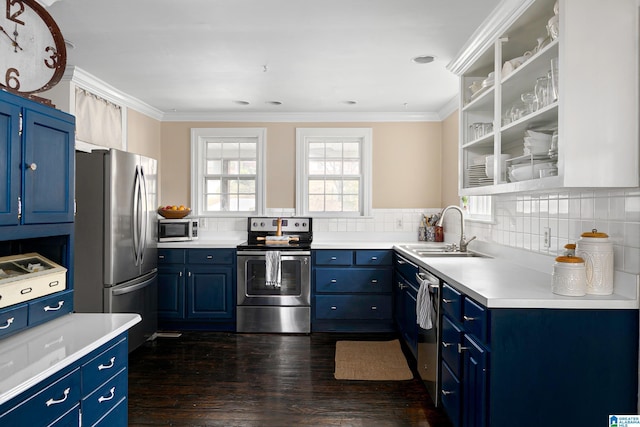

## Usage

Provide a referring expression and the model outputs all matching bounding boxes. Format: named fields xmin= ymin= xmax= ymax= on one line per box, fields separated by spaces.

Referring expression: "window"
xmin=191 ymin=128 xmax=266 ymax=216
xmin=464 ymin=195 xmax=493 ymax=221
xmin=296 ymin=128 xmax=372 ymax=217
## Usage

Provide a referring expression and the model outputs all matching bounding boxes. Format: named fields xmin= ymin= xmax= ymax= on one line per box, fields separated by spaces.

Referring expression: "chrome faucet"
xmin=436 ymin=205 xmax=476 ymax=252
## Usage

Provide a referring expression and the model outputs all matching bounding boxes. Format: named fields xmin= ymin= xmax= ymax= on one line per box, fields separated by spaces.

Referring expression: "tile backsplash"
xmin=461 ymin=189 xmax=640 ymax=275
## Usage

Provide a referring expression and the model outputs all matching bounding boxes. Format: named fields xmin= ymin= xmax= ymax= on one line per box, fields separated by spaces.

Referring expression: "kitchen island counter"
xmin=0 ymin=313 xmax=140 ymax=406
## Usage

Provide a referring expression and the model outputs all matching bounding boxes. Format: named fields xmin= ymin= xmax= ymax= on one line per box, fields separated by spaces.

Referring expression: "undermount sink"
xmin=398 ymin=244 xmax=487 ymax=258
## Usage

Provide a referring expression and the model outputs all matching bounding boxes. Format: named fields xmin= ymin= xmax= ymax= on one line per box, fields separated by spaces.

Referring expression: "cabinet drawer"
xmin=82 ymin=337 xmax=128 ymax=393
xmin=81 ymin=368 xmax=127 ymax=427
xmin=315 ymin=295 xmax=392 ymax=320
xmin=314 ymin=250 xmax=352 ymax=266
xmin=440 ymin=362 xmax=461 ymax=427
xmin=355 ymin=250 xmax=392 ymax=266
xmin=0 ymin=304 xmax=28 ymax=339
xmin=463 ymin=297 xmax=489 ymax=344
xmin=315 ymin=268 xmax=392 ymax=293
xmin=0 ymin=368 xmax=81 ymax=427
xmin=52 ymin=405 xmax=80 ymax=427
xmin=158 ymin=249 xmax=185 ymax=264
xmin=441 ymin=315 xmax=463 ymax=379
xmin=28 ymin=290 xmax=73 ymax=326
xmin=94 ymin=398 xmax=127 ymax=427
xmin=394 ymin=253 xmax=418 ymax=285
xmin=187 ymin=249 xmax=234 ymax=265
xmin=441 ymin=283 xmax=462 ymax=323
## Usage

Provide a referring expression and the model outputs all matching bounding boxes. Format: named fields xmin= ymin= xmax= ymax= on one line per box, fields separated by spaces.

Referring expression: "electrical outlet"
xmin=396 ymin=219 xmax=403 ymax=229
xmin=543 ymin=227 xmax=551 ymax=249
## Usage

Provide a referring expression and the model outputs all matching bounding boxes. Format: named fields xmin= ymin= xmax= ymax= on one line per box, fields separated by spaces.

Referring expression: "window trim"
xmin=295 ymin=127 xmax=372 ymax=217
xmin=190 ymin=127 xmax=266 ymax=217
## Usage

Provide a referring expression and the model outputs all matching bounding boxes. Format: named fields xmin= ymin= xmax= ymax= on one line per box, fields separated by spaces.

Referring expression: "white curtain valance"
xmin=75 ymin=88 xmax=123 ymax=149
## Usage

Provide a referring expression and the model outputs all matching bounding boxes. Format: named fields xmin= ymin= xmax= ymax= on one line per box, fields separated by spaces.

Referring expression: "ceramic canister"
xmin=551 ymin=256 xmax=587 ymax=296
xmin=575 ymin=229 xmax=614 ymax=295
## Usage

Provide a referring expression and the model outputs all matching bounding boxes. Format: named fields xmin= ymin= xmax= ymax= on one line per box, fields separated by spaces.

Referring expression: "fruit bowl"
xmin=158 ymin=207 xmax=191 ymax=219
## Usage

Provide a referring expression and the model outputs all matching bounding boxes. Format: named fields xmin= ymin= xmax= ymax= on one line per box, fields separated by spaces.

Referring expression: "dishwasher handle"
xmin=416 ymin=270 xmax=440 ymax=290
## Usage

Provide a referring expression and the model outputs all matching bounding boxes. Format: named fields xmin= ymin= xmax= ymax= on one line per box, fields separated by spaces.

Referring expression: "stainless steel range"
xmin=236 ymin=217 xmax=312 ymax=333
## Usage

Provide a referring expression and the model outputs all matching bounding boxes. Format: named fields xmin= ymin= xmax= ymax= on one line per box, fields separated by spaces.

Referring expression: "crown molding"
xmin=447 ymin=0 xmax=534 ymax=75
xmin=60 ymin=66 xmax=164 ymax=120
xmin=437 ymin=96 xmax=459 ymax=120
xmin=160 ymin=111 xmax=441 ymax=123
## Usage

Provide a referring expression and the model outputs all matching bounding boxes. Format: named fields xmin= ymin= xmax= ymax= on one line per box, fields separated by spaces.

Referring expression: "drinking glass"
xmin=550 ymin=58 xmax=559 ymax=102
xmin=534 ymin=76 xmax=549 ymax=110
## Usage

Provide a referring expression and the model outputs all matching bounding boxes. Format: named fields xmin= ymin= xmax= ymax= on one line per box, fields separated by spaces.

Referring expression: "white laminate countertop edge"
xmin=0 ymin=313 xmax=141 ymax=406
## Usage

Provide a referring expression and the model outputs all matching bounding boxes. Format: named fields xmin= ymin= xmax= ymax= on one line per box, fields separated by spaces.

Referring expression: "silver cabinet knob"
xmin=28 ymin=163 xmax=37 ymax=171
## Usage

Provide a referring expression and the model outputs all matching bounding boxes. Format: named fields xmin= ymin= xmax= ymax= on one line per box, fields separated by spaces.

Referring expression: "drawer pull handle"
xmin=371 ymin=279 xmax=378 ymax=284
xmin=331 ymin=306 xmax=337 ymax=310
xmin=371 ymin=306 xmax=377 ymax=310
xmin=46 ymin=387 xmax=70 ymax=406
xmin=0 ymin=317 xmax=14 ymax=330
xmin=397 ymin=282 xmax=407 ymax=290
xmin=442 ymin=299 xmax=453 ymax=304
xmin=98 ymin=387 xmax=116 ymax=403
xmin=44 ymin=301 xmax=64 ymax=311
xmin=397 ymin=259 xmax=406 ymax=265
xmin=49 ymin=281 xmax=60 ymax=287
xmin=206 ymin=255 xmax=213 ymax=259
xmin=458 ymin=344 xmax=469 ymax=354
xmin=463 ymin=315 xmax=476 ymax=321
xmin=371 ymin=256 xmax=378 ymax=260
xmin=179 ymin=271 xmax=183 ymax=277
xmin=442 ymin=390 xmax=455 ymax=396
xmin=331 ymin=279 xmax=337 ymax=283
xmin=159 ymin=255 xmax=165 ymax=259
xmin=98 ymin=357 xmax=116 ymax=371
xmin=20 ymin=287 xmax=32 ymax=294
xmin=442 ymin=342 xmax=453 ymax=348
xmin=330 ymin=256 xmax=337 ymax=260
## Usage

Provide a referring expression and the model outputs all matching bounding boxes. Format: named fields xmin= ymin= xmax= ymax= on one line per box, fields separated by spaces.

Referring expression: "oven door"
xmin=237 ymin=251 xmax=310 ymax=306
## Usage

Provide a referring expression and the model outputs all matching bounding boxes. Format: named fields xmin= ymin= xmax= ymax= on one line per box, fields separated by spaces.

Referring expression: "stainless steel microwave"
xmin=158 ymin=218 xmax=199 ymax=242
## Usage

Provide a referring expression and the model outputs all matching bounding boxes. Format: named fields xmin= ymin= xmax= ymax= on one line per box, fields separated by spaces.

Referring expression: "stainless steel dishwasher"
xmin=416 ymin=267 xmax=441 ymax=406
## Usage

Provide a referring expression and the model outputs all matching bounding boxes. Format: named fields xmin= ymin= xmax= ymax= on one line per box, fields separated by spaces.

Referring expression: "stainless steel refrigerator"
xmin=74 ymin=148 xmax=158 ymax=351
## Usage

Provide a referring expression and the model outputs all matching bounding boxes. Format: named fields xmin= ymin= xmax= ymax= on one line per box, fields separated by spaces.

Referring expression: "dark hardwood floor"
xmin=127 ymin=331 xmax=452 ymax=427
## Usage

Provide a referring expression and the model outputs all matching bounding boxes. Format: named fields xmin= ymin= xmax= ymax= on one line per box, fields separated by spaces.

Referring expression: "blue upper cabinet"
xmin=0 ymin=99 xmax=21 ymax=226
xmin=0 ymin=90 xmax=75 ymax=227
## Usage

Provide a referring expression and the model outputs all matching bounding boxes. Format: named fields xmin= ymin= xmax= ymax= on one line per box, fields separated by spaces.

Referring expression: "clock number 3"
xmin=5 ymin=68 xmax=20 ymax=90
xmin=6 ymin=0 xmax=25 ymax=26
xmin=44 ymin=46 xmax=59 ymax=69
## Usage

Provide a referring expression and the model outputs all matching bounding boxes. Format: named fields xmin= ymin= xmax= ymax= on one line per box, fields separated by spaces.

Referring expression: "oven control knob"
xmin=302 ymin=222 xmax=307 ymax=227
xmin=260 ymin=222 xmax=265 ymax=227
xmin=294 ymin=222 xmax=300 ymax=227
xmin=252 ymin=222 xmax=258 ymax=227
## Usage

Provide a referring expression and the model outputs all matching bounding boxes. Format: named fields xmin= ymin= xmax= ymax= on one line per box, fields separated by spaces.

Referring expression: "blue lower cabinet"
xmin=0 ymin=333 xmax=131 ymax=427
xmin=0 ymin=304 xmax=28 ymax=339
xmin=312 ymin=250 xmax=394 ymax=332
xmin=441 ymin=362 xmax=461 ymax=427
xmin=28 ymin=290 xmax=74 ymax=326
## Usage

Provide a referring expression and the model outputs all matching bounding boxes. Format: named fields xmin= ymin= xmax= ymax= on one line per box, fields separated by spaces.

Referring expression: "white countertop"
xmin=0 ymin=313 xmax=141 ymax=406
xmin=157 ymin=238 xmax=638 ymax=310
xmin=393 ymin=245 xmax=638 ymax=310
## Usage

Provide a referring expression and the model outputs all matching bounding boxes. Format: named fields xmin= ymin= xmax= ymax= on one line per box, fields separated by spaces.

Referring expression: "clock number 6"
xmin=5 ymin=68 xmax=20 ymax=90
xmin=44 ymin=46 xmax=59 ymax=69
xmin=6 ymin=0 xmax=25 ymax=25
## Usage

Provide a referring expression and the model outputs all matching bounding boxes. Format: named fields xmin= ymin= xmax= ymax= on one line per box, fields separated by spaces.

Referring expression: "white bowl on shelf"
xmin=485 ymin=154 xmax=511 ymax=179
xmin=525 ymin=130 xmax=553 ymax=142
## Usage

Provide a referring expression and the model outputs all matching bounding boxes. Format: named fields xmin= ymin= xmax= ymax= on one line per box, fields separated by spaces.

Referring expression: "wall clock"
xmin=0 ymin=0 xmax=66 ymax=104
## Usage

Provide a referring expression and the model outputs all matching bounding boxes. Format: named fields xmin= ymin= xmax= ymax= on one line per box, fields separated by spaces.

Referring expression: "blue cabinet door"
xmin=158 ymin=265 xmax=186 ymax=320
xmin=462 ymin=334 xmax=487 ymax=427
xmin=0 ymin=99 xmax=21 ymax=226
xmin=186 ymin=265 xmax=234 ymax=319
xmin=21 ymin=109 xmax=74 ymax=224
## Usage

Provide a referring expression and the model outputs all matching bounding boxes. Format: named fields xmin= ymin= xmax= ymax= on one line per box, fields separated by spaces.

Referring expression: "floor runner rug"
xmin=334 ymin=339 xmax=413 ymax=380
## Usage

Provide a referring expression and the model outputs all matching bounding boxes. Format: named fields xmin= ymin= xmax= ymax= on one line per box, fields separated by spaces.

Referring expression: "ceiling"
xmin=46 ymin=0 xmax=501 ymax=117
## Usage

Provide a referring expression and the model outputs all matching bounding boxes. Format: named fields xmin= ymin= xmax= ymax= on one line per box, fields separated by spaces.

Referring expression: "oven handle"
xmin=237 ymin=250 xmax=311 ymax=257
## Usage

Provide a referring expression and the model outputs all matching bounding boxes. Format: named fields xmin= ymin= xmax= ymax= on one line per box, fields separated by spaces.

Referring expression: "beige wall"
xmin=159 ymin=121 xmax=444 ymax=210
xmin=441 ymin=110 xmax=460 ymax=207
xmin=127 ymin=109 xmax=162 ymax=161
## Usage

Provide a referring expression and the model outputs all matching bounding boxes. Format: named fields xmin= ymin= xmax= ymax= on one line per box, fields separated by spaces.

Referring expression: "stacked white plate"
xmin=466 ymin=164 xmax=493 ymax=187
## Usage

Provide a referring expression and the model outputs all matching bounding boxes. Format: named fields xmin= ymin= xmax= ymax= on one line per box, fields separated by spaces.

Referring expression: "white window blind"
xmin=75 ymin=88 xmax=123 ymax=149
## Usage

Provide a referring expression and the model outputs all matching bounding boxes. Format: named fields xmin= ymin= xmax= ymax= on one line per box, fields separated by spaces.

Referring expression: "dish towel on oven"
xmin=416 ymin=279 xmax=434 ymax=330
xmin=265 ymin=251 xmax=282 ymax=288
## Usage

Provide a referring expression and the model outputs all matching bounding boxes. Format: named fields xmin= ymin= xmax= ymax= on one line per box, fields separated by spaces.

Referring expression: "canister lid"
xmin=564 ymin=243 xmax=576 ymax=249
xmin=555 ymin=255 xmax=584 ymax=263
xmin=581 ymin=229 xmax=608 ymax=238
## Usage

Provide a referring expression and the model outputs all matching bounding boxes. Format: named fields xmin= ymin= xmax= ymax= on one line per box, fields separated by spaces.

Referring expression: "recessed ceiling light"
xmin=343 ymin=100 xmax=358 ymax=105
xmin=412 ymin=55 xmax=436 ymax=64
xmin=234 ymin=100 xmax=250 ymax=105
xmin=266 ymin=101 xmax=282 ymax=105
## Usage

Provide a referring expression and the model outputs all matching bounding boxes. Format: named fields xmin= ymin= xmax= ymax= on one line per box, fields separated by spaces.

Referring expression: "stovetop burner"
xmin=237 ymin=217 xmax=313 ymax=251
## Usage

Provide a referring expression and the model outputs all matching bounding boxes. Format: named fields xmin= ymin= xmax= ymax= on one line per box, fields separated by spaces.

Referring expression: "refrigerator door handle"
xmin=132 ymin=165 xmax=141 ymax=266
xmin=111 ymin=278 xmax=154 ymax=296
xmin=139 ymin=165 xmax=149 ymax=265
